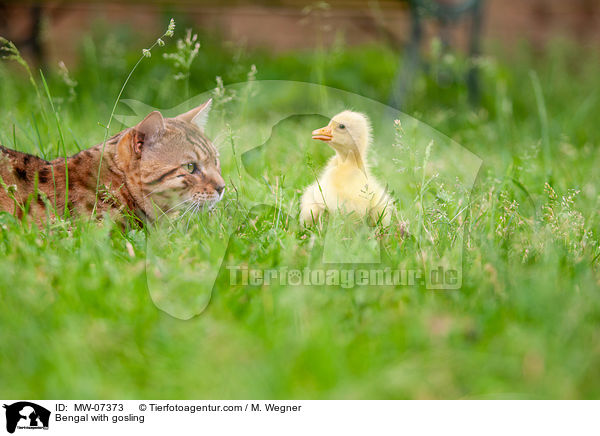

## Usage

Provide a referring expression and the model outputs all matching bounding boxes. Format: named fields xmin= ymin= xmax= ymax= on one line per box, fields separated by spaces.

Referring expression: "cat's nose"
xmin=215 ymin=184 xmax=225 ymax=195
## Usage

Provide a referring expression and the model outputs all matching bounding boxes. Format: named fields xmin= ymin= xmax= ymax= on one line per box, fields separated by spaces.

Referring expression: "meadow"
xmin=0 ymin=18 xmax=599 ymax=398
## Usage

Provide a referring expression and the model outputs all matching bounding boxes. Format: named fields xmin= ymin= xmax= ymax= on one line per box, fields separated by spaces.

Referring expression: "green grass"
xmin=1 ymin=24 xmax=600 ymax=399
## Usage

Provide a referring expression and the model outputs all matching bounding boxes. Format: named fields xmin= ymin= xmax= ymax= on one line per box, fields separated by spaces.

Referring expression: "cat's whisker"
xmin=185 ymin=201 xmax=202 ymax=232
xmin=143 ymin=187 xmax=167 ymax=199
xmin=160 ymin=198 xmax=193 ymax=218
xmin=185 ymin=211 xmax=193 ymax=232
xmin=178 ymin=201 xmax=197 ymax=223
xmin=177 ymin=205 xmax=192 ymax=222
xmin=183 ymin=204 xmax=195 ymax=231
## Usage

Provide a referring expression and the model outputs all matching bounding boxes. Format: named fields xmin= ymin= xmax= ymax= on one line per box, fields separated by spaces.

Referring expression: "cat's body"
xmin=0 ymin=140 xmax=139 ymax=222
xmin=0 ymin=99 xmax=224 ymax=224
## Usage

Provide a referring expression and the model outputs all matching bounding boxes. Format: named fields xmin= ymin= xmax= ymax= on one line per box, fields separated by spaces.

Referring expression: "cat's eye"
xmin=184 ymin=162 xmax=196 ymax=173
xmin=338 ymin=123 xmax=346 ymax=130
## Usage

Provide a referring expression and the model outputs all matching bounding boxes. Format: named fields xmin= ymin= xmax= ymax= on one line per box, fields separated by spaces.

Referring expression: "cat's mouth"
xmin=192 ymin=192 xmax=223 ymax=211
xmin=151 ymin=193 xmax=222 ymax=219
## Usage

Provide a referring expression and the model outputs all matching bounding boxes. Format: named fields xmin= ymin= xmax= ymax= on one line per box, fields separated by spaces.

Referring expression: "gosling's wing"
xmin=368 ymin=179 xmax=395 ymax=225
xmin=300 ymin=182 xmax=327 ymax=225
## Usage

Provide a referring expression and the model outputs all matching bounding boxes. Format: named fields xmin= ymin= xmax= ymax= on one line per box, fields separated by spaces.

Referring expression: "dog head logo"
xmin=3 ymin=402 xmax=50 ymax=433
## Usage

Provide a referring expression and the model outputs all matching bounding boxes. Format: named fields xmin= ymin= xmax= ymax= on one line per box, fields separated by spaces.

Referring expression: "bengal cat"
xmin=0 ymin=99 xmax=224 ymax=224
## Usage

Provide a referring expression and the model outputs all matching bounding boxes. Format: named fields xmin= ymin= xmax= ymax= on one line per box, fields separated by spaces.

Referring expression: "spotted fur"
xmin=0 ymin=100 xmax=224 ymax=224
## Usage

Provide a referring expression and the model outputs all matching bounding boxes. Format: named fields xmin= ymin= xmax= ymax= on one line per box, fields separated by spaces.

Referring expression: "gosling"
xmin=300 ymin=110 xmax=393 ymax=226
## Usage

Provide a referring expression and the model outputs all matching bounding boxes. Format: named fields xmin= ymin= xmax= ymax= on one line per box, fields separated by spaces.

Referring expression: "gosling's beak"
xmin=312 ymin=125 xmax=332 ymax=142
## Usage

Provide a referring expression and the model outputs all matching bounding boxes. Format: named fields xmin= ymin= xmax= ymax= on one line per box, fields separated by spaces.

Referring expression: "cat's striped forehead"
xmin=160 ymin=118 xmax=218 ymax=160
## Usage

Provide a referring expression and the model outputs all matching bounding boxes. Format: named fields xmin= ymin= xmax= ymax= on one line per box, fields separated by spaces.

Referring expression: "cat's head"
xmin=113 ymin=99 xmax=225 ymax=220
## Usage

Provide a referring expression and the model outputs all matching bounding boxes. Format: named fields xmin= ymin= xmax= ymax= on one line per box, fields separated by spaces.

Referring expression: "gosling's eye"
xmin=338 ymin=124 xmax=346 ymax=130
xmin=184 ymin=162 xmax=196 ymax=173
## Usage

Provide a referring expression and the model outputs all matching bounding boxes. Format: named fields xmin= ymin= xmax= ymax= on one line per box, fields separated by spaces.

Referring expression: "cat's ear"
xmin=132 ymin=111 xmax=165 ymax=154
xmin=177 ymin=99 xmax=212 ymax=131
